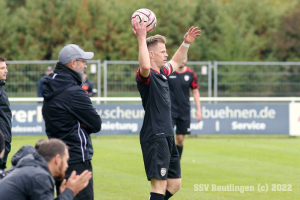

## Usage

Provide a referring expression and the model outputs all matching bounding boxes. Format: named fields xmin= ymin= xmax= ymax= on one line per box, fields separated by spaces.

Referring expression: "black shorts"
xmin=141 ymin=136 xmax=181 ymax=181
xmin=172 ymin=115 xmax=191 ymax=135
xmin=56 ymin=160 xmax=93 ymax=200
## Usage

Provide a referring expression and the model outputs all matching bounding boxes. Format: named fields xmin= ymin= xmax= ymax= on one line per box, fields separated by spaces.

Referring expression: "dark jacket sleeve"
xmin=29 ymin=175 xmax=74 ymax=200
xmin=70 ymin=89 xmax=101 ymax=133
xmin=55 ymin=189 xmax=74 ymax=200
xmin=28 ymin=174 xmax=72 ymax=200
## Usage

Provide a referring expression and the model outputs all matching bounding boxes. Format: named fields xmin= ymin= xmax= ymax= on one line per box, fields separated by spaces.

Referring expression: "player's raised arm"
xmin=169 ymin=27 xmax=201 ymax=72
xmin=132 ymin=17 xmax=151 ymax=78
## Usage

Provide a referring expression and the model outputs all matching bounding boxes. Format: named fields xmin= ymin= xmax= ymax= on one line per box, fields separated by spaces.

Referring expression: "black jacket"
xmin=0 ymin=81 xmax=12 ymax=143
xmin=0 ymin=147 xmax=74 ymax=200
xmin=42 ymin=63 xmax=101 ymax=164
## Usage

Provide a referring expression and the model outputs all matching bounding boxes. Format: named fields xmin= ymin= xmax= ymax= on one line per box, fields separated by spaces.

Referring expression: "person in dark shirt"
xmin=82 ymin=71 xmax=97 ymax=97
xmin=132 ymin=16 xmax=201 ymax=200
xmin=167 ymin=57 xmax=202 ymax=159
xmin=0 ymin=56 xmax=12 ymax=170
xmin=37 ymin=66 xmax=53 ymax=97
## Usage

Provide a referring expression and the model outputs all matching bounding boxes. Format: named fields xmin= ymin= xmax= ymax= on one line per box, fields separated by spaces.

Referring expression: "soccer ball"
xmin=131 ymin=8 xmax=157 ymax=33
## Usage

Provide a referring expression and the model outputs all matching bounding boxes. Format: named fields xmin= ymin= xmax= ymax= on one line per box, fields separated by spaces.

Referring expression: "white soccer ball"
xmin=131 ymin=8 xmax=157 ymax=33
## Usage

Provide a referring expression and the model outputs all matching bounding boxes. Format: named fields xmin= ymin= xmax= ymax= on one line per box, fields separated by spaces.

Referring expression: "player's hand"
xmin=132 ymin=16 xmax=148 ymax=38
xmin=66 ymin=170 xmax=92 ymax=197
xmin=196 ymin=110 xmax=202 ymax=122
xmin=183 ymin=26 xmax=201 ymax=44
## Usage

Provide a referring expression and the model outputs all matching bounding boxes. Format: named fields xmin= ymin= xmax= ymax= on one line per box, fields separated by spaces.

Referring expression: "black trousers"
xmin=56 ymin=160 xmax=94 ymax=200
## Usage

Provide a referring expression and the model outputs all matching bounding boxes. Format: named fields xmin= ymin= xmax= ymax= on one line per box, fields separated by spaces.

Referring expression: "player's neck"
xmin=151 ymin=63 xmax=161 ymax=73
xmin=177 ymin=66 xmax=187 ymax=73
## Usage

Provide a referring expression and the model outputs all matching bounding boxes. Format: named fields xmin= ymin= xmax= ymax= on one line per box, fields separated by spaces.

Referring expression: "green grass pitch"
xmin=7 ymin=135 xmax=300 ymax=200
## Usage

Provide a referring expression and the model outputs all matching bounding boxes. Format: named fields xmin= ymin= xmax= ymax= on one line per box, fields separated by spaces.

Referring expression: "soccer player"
xmin=167 ymin=57 xmax=202 ymax=159
xmin=132 ymin=17 xmax=201 ymax=200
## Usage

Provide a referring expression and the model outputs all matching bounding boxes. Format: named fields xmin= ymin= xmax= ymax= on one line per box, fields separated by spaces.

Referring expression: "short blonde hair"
xmin=146 ymin=35 xmax=167 ymax=49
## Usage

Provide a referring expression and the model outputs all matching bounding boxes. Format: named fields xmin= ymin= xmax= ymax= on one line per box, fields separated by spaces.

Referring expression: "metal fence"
xmin=214 ymin=61 xmax=300 ymax=97
xmin=6 ymin=60 xmax=101 ymax=98
xmin=103 ymin=60 xmax=212 ymax=98
xmin=4 ymin=60 xmax=300 ymax=98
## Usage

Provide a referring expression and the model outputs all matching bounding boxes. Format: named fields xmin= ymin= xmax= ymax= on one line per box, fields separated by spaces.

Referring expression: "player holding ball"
xmin=132 ymin=9 xmax=201 ymax=200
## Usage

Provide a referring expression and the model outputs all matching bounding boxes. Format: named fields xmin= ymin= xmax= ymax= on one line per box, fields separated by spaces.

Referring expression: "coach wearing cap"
xmin=42 ymin=44 xmax=102 ymax=200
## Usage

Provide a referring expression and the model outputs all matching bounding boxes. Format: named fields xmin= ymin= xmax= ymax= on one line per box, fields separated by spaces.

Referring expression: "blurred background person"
xmin=167 ymin=57 xmax=202 ymax=160
xmin=37 ymin=66 xmax=53 ymax=97
xmin=82 ymin=71 xmax=97 ymax=97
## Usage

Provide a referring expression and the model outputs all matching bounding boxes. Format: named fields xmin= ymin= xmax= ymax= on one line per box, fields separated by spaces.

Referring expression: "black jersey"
xmin=136 ymin=63 xmax=174 ymax=142
xmin=167 ymin=67 xmax=199 ymax=117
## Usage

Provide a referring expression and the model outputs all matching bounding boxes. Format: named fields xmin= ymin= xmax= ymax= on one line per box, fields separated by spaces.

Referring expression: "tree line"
xmin=0 ymin=0 xmax=299 ymax=97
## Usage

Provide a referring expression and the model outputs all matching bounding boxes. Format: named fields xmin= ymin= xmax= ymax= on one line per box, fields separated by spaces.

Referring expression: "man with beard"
xmin=0 ymin=139 xmax=92 ymax=200
xmin=42 ymin=44 xmax=102 ymax=200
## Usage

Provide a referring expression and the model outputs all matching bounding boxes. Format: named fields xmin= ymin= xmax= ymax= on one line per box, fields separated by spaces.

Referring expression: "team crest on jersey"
xmin=161 ymin=168 xmax=166 ymax=176
xmin=184 ymin=75 xmax=190 ymax=81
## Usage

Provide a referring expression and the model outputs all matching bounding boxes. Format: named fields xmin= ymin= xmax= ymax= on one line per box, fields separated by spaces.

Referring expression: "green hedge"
xmin=0 ymin=0 xmax=299 ymax=97
xmin=0 ymin=0 xmax=298 ymax=61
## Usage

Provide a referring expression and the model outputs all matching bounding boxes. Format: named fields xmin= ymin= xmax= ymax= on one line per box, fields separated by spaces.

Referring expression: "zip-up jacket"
xmin=42 ymin=62 xmax=101 ymax=164
xmin=0 ymin=148 xmax=74 ymax=200
xmin=0 ymin=80 xmax=12 ymax=143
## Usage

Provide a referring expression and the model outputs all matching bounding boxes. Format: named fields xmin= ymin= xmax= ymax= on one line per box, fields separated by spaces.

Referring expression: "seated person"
xmin=0 ymin=139 xmax=92 ymax=200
